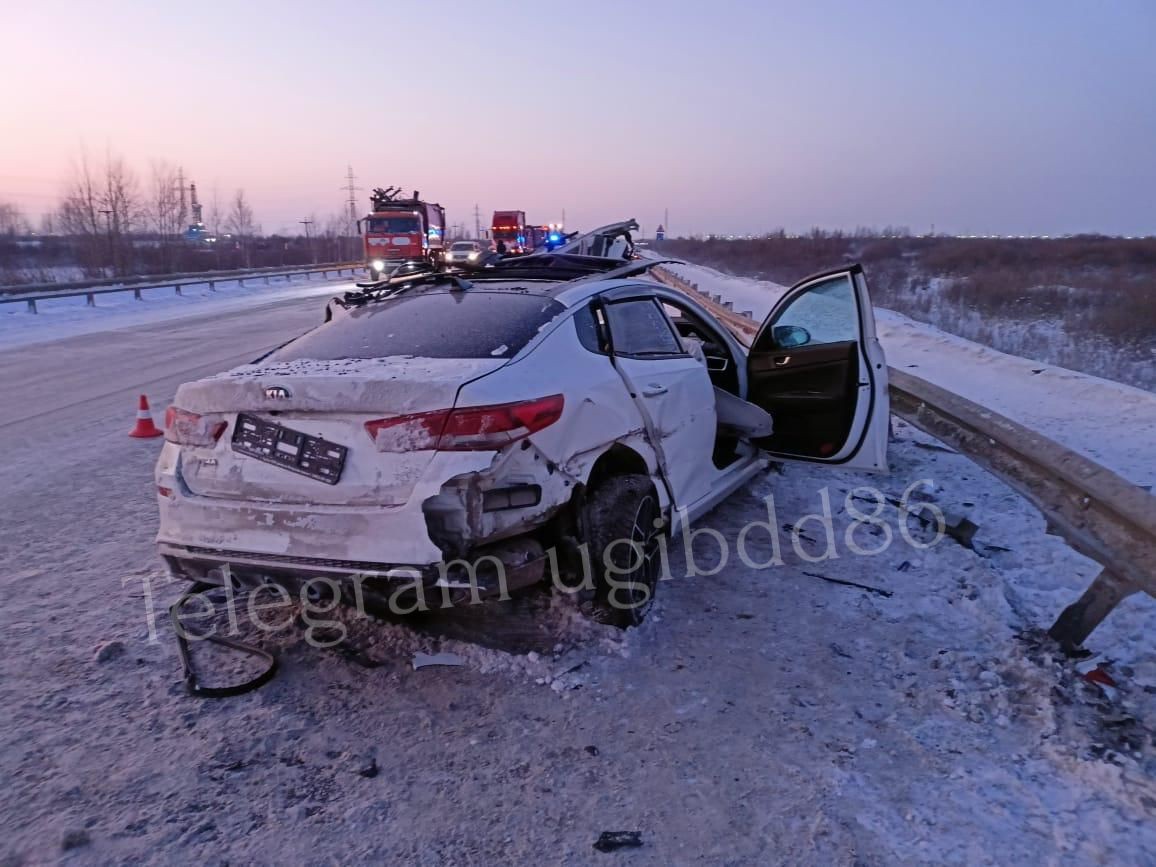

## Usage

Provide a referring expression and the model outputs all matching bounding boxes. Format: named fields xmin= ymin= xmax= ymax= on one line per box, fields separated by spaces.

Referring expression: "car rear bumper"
xmin=156 ymin=442 xmax=498 ymax=567
xmin=157 ymin=542 xmax=458 ymax=614
xmin=156 ymin=488 xmax=446 ymax=567
xmin=158 ymin=541 xmax=441 ymax=582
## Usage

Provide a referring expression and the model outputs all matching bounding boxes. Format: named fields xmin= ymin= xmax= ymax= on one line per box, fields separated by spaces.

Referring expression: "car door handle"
xmin=642 ymin=384 xmax=668 ymax=397
xmin=773 ymin=356 xmax=791 ymax=367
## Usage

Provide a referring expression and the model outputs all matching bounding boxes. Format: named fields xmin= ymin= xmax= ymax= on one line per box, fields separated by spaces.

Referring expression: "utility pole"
xmin=99 ymin=208 xmax=115 ymax=275
xmin=341 ymin=166 xmax=361 ymax=224
xmin=473 ymin=204 xmax=481 ymax=240
xmin=341 ymin=165 xmax=361 ymax=261
xmin=299 ymin=219 xmax=314 ymax=264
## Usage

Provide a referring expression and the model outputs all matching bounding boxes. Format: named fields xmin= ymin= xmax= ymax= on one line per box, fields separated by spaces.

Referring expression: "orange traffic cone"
xmin=129 ymin=394 xmax=164 ymax=438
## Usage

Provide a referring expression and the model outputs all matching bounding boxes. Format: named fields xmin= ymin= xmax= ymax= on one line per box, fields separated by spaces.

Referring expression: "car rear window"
xmin=266 ymin=290 xmax=565 ymax=361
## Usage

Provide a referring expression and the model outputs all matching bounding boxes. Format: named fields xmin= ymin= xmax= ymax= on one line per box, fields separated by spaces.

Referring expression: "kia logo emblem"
xmin=264 ymin=386 xmax=291 ymax=400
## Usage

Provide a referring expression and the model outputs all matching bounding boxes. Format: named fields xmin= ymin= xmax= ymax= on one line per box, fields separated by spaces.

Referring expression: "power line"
xmin=341 ymin=166 xmax=362 ymax=225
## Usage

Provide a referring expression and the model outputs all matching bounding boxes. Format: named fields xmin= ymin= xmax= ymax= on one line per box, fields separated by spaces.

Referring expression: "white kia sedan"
xmin=156 ymin=252 xmax=888 ymax=626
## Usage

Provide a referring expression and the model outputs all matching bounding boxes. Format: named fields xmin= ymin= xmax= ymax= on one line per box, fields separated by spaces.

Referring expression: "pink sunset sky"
xmin=3 ymin=0 xmax=1154 ymax=236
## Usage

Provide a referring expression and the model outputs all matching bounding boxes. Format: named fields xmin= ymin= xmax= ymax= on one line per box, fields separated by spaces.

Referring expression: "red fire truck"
xmin=490 ymin=212 xmax=565 ymax=254
xmin=361 ymin=187 xmax=446 ymax=278
xmin=490 ymin=210 xmax=527 ymax=253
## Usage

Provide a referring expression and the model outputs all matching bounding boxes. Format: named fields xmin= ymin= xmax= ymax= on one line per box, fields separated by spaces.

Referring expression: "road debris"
xmin=61 ymin=829 xmax=90 ymax=851
xmin=593 ymin=831 xmax=643 ymax=853
xmin=803 ymin=571 xmax=893 ymax=598
xmin=93 ymin=640 xmax=126 ymax=663
xmin=943 ymin=513 xmax=980 ymax=550
xmin=913 ymin=441 xmax=957 ymax=455
xmin=357 ymin=756 xmax=379 ymax=779
xmin=412 ymin=651 xmax=466 ymax=670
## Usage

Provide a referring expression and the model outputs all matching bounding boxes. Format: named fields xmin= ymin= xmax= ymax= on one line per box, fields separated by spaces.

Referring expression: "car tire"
xmin=581 ymin=474 xmax=663 ymax=628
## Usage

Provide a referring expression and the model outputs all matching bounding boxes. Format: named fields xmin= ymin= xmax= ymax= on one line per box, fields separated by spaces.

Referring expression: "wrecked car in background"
xmin=156 ymin=225 xmax=889 ymax=626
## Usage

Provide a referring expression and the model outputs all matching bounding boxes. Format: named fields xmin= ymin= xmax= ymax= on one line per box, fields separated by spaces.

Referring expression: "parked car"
xmin=155 ymin=241 xmax=888 ymax=627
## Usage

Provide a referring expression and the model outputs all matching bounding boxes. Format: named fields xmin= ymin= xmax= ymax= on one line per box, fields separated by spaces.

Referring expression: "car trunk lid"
xmin=173 ymin=356 xmax=504 ymax=506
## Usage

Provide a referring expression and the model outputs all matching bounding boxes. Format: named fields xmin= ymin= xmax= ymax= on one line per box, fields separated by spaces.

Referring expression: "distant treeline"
xmin=0 ymin=149 xmax=358 ymax=283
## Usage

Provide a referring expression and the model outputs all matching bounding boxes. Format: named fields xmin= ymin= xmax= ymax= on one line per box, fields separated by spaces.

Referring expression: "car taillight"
xmin=164 ymin=406 xmax=228 ymax=446
xmin=365 ymin=395 xmax=564 ymax=452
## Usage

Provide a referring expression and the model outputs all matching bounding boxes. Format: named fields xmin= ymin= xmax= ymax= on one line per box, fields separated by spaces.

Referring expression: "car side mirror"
xmin=772 ymin=324 xmax=810 ymax=349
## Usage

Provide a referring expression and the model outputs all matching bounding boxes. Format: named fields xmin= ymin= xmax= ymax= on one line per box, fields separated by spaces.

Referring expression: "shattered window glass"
xmin=605 ymin=298 xmax=684 ymax=357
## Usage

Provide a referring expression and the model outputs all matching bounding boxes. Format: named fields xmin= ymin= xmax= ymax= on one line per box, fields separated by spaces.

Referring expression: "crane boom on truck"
xmin=360 ymin=187 xmax=446 ymax=278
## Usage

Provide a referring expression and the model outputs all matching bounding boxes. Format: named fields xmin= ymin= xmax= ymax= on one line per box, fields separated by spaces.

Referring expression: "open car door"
xmin=745 ymin=264 xmax=888 ymax=472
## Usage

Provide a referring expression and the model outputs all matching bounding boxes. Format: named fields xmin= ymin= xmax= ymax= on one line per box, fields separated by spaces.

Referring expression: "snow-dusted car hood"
xmin=173 ymin=356 xmax=507 ymax=414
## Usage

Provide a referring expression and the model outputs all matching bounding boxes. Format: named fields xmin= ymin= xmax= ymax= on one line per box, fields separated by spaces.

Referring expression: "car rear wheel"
xmin=581 ymin=474 xmax=663 ymax=628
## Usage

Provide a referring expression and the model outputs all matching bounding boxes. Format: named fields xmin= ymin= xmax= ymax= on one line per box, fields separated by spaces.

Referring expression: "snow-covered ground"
xmin=660 ymin=260 xmax=1156 ymax=489
xmin=0 ymin=272 xmax=1152 ymax=863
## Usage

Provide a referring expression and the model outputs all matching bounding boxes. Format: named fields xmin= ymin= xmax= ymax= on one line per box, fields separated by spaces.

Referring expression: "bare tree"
xmin=319 ymin=211 xmax=351 ymax=262
xmin=146 ymin=161 xmax=187 ymax=272
xmin=226 ymin=189 xmax=256 ymax=267
xmin=101 ymin=154 xmax=140 ymax=275
xmin=57 ymin=150 xmax=141 ymax=276
xmin=57 ymin=152 xmax=106 ymax=276
xmin=207 ymin=187 xmax=222 ymax=237
xmin=0 ymin=202 xmax=30 ymax=236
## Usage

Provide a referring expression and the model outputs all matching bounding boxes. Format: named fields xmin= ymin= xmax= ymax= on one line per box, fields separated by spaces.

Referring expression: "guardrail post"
xmin=27 ymin=299 xmax=37 ymax=314
xmin=238 ymin=278 xmax=245 ymax=287
xmin=265 ymin=275 xmax=271 ymax=285
xmin=86 ymin=292 xmax=95 ymax=307
xmin=134 ymin=288 xmax=142 ymax=300
xmin=1048 ymin=570 xmax=1140 ymax=652
xmin=174 ymin=284 xmax=182 ymax=296
xmin=207 ymin=280 xmax=216 ymax=292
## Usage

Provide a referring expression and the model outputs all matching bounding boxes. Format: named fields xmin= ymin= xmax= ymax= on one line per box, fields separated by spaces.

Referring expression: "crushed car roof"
xmin=337 ymin=255 xmax=683 ymax=312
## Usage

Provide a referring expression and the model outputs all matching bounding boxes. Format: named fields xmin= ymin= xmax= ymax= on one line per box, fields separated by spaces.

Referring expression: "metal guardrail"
xmin=2 ymin=262 xmax=364 ymax=313
xmin=650 ymin=265 xmax=1156 ymax=649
